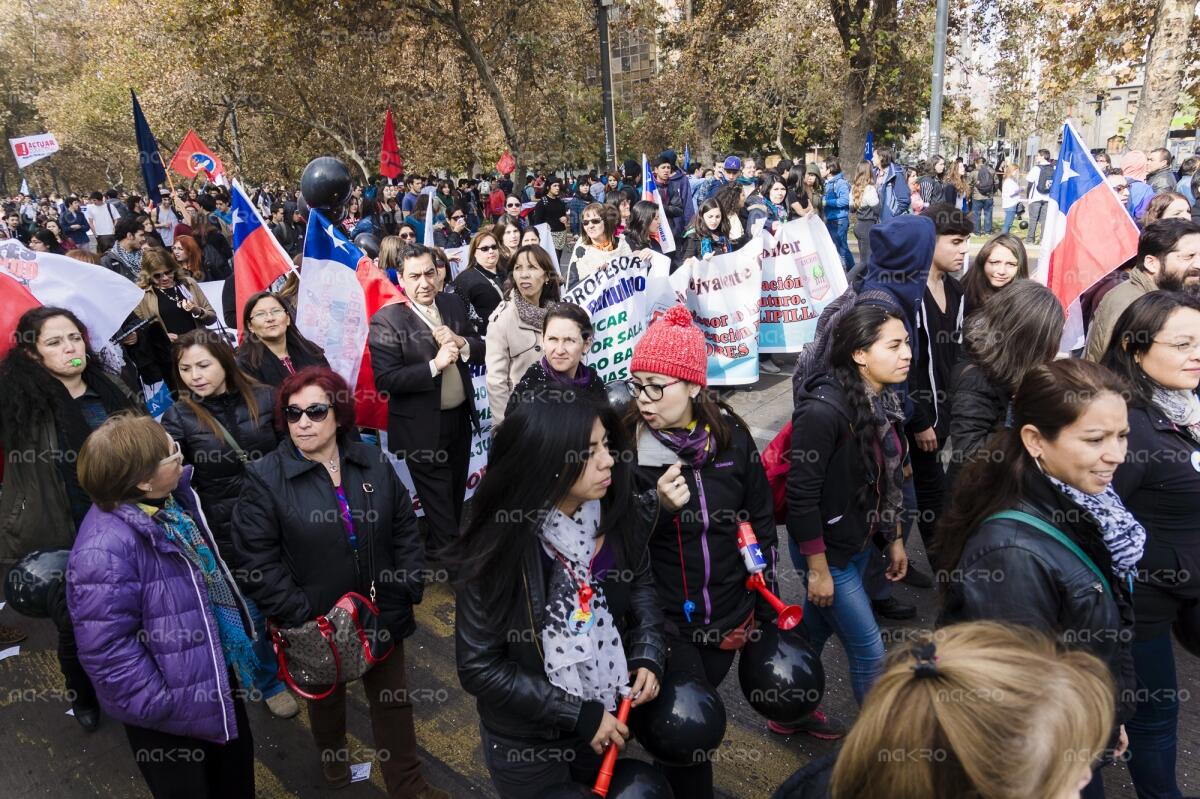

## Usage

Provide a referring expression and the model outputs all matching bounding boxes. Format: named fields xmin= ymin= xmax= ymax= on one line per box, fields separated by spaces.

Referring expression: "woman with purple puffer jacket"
xmin=67 ymin=414 xmax=255 ymax=799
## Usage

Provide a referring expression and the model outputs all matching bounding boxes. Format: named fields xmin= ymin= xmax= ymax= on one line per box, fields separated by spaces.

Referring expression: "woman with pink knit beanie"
xmin=621 ymin=305 xmax=840 ymax=798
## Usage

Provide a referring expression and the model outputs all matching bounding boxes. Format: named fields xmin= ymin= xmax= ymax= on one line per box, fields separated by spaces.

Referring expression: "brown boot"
xmin=320 ymin=750 xmax=351 ymax=789
xmin=0 ymin=624 xmax=27 ymax=646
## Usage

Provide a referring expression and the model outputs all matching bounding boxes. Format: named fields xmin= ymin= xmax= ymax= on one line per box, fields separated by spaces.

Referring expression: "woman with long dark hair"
xmin=493 ymin=214 xmax=524 ymax=268
xmin=787 ymin=303 xmax=911 ymax=707
xmin=676 ymin=197 xmax=730 ymax=270
xmin=960 ymin=234 xmax=1029 ymax=314
xmin=236 ymin=291 xmax=328 ymax=388
xmin=918 ymin=155 xmax=951 ymax=206
xmin=455 ymin=395 xmax=664 ymax=799
xmin=621 ymin=200 xmax=664 ymax=255
xmin=453 ymin=228 xmax=507 ymax=333
xmin=160 ymin=330 xmax=297 ymax=719
xmin=1103 ymin=291 xmax=1200 ymax=798
xmin=938 ymin=358 xmax=1138 ymax=797
xmin=0 ymin=306 xmax=140 ymax=730
xmin=625 ymin=305 xmax=792 ymax=796
xmin=485 ymin=245 xmax=562 ymax=425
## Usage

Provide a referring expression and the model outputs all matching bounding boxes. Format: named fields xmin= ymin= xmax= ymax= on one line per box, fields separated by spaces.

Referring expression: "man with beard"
xmin=1087 ymin=218 xmax=1200 ymax=360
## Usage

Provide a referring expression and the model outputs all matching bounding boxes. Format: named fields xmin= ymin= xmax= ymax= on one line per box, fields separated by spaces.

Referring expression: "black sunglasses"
xmin=477 ymin=244 xmax=498 ymax=252
xmin=451 ymin=214 xmax=465 ymax=220
xmin=399 ymin=233 xmax=416 ymax=240
xmin=285 ymin=403 xmax=331 ymax=424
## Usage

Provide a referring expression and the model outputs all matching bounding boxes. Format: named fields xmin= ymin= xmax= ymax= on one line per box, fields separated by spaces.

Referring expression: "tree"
xmin=1128 ymin=0 xmax=1197 ymax=150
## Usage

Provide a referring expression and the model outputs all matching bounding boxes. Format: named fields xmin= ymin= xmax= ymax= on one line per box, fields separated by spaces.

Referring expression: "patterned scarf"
xmin=1152 ymin=386 xmax=1200 ymax=444
xmin=541 ymin=356 xmax=593 ymax=387
xmin=649 ymin=420 xmax=714 ymax=469
xmin=540 ymin=500 xmax=627 ymax=712
xmin=514 ymin=294 xmax=550 ymax=330
xmin=869 ymin=387 xmax=906 ymax=535
xmin=150 ymin=496 xmax=258 ymax=686
xmin=1046 ymin=476 xmax=1146 ymax=583
xmin=108 ymin=243 xmax=143 ymax=281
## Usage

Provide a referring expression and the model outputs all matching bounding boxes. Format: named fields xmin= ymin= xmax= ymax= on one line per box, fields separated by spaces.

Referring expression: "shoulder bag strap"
xmin=210 ymin=416 xmax=249 ymax=464
xmin=985 ymin=510 xmax=1111 ymax=594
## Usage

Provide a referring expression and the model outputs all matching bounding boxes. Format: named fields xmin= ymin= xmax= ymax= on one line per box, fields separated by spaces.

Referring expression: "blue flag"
xmin=131 ymin=89 xmax=167 ymax=205
xmin=864 ymin=131 xmax=875 ymax=163
xmin=683 ymin=144 xmax=691 ymax=172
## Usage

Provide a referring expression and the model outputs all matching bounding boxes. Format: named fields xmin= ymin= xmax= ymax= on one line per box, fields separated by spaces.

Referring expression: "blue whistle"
xmin=682 ymin=600 xmax=695 ymax=623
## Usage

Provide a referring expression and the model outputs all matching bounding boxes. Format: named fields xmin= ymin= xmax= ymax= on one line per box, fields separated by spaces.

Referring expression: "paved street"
xmin=2 ymin=363 xmax=1196 ymax=798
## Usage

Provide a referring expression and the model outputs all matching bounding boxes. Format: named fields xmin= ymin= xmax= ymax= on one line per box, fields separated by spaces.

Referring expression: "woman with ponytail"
xmin=938 ymin=358 xmax=1139 ymax=797
xmin=787 ymin=303 xmax=912 ymax=708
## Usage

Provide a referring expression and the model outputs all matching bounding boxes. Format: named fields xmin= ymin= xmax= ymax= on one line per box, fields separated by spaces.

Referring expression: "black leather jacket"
xmin=940 ymin=472 xmax=1136 ymax=723
xmin=455 ymin=491 xmax=665 ymax=742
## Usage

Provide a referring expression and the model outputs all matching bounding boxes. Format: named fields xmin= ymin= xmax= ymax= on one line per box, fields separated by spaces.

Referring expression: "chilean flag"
xmin=295 ymin=210 xmax=405 ymax=430
xmin=0 ymin=240 xmax=142 ymax=358
xmin=1037 ymin=122 xmax=1140 ymax=351
xmin=641 ymin=153 xmax=676 ymax=254
xmin=230 ymin=180 xmax=293 ymax=335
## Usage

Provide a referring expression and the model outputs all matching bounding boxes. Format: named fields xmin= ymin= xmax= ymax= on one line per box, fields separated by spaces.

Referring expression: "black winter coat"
xmin=504 ymin=360 xmax=609 ymax=418
xmin=939 ymin=471 xmax=1136 ymax=724
xmin=455 ymin=491 xmax=665 ymax=742
xmin=231 ymin=440 xmax=425 ymax=640
xmin=945 ymin=358 xmax=1009 ymax=488
xmin=452 ymin=266 xmax=506 ymax=334
xmin=160 ymin=386 xmax=280 ymax=554
xmin=787 ymin=372 xmax=904 ymax=569
xmin=633 ymin=418 xmax=779 ymax=644
xmin=236 ymin=345 xmax=329 ymax=389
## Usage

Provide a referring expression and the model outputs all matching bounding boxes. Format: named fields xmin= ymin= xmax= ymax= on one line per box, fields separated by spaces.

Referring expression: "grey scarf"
xmin=1152 ymin=387 xmax=1200 ymax=444
xmin=1046 ymin=476 xmax=1146 ymax=583
xmin=869 ymin=387 xmax=906 ymax=536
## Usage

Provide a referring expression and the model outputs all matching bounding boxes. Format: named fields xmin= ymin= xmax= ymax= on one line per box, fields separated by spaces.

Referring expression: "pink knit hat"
xmin=1121 ymin=150 xmax=1148 ymax=182
xmin=631 ymin=304 xmax=708 ymax=386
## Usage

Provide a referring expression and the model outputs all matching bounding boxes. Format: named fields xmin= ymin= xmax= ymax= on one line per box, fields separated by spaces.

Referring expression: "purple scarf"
xmin=542 ymin=356 xmax=593 ymax=388
xmin=649 ymin=422 xmax=714 ymax=469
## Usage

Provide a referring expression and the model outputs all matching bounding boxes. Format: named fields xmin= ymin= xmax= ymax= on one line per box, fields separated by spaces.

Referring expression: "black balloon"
xmin=605 ymin=379 xmax=635 ymax=418
xmin=354 ymin=232 xmax=381 ymax=259
xmin=608 ymin=759 xmax=675 ymax=798
xmin=295 ymin=193 xmax=311 ymax=223
xmin=300 ymin=156 xmax=353 ymax=212
xmin=1174 ymin=600 xmax=1200 ymax=658
xmin=541 ymin=782 xmax=593 ymax=798
xmin=738 ymin=624 xmax=826 ymax=725
xmin=4 ymin=549 xmax=70 ymax=618
xmin=628 ymin=671 xmax=726 ymax=767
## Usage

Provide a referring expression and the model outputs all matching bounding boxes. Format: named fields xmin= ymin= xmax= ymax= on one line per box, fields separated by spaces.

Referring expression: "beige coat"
xmin=135 ymin=277 xmax=217 ymax=337
xmin=485 ymin=300 xmax=543 ymax=425
xmin=1084 ymin=268 xmax=1157 ymax=362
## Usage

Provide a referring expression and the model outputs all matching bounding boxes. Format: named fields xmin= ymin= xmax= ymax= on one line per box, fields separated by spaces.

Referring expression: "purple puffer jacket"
xmin=67 ymin=466 xmax=253 ymax=744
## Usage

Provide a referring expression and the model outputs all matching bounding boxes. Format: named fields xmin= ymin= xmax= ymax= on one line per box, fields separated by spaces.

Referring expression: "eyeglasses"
xmin=624 ymin=378 xmax=683 ymax=401
xmin=399 ymin=233 xmax=416 ymax=241
xmin=477 ymin=244 xmax=498 ymax=252
xmin=582 ymin=218 xmax=603 ymax=227
xmin=285 ymin=403 xmax=331 ymax=424
xmin=1152 ymin=339 xmax=1200 ymax=355
xmin=250 ymin=308 xmax=287 ymax=322
xmin=159 ymin=439 xmax=183 ymax=465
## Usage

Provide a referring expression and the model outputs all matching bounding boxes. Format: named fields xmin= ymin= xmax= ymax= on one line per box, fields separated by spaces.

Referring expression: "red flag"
xmin=169 ymin=130 xmax=224 ymax=179
xmin=230 ymin=180 xmax=292 ymax=335
xmin=496 ymin=150 xmax=516 ymax=176
xmin=380 ymin=109 xmax=403 ymax=180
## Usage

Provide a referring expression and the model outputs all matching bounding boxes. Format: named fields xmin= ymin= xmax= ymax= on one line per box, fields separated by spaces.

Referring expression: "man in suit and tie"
xmin=369 ymin=243 xmax=484 ymax=558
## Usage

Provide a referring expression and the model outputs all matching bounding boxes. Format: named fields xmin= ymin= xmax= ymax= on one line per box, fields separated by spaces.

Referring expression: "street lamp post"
xmin=596 ymin=0 xmax=618 ymax=172
xmin=928 ymin=0 xmax=949 ymax=157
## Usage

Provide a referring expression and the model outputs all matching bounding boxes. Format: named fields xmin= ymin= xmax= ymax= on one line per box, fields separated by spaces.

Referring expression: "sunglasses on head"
xmin=285 ymin=403 xmax=331 ymax=424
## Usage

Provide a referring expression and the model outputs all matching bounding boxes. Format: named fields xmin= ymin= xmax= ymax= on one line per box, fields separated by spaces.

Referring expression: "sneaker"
xmin=0 ymin=624 xmax=27 ymax=646
xmin=768 ymin=709 xmax=847 ymax=740
xmin=902 ymin=565 xmax=933 ymax=589
xmin=759 ymin=359 xmax=781 ymax=374
xmin=871 ymin=597 xmax=917 ymax=621
xmin=266 ymin=690 xmax=300 ymax=718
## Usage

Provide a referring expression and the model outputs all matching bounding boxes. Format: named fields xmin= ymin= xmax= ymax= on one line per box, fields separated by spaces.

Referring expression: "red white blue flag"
xmin=230 ymin=180 xmax=293 ymax=336
xmin=1037 ymin=122 xmax=1139 ymax=350
xmin=296 ymin=210 xmax=405 ymax=430
xmin=641 ymin=153 xmax=677 ymax=254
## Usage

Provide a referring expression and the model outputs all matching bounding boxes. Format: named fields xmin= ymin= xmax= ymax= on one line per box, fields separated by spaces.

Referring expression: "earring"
xmin=1033 ymin=456 xmax=1045 ymax=474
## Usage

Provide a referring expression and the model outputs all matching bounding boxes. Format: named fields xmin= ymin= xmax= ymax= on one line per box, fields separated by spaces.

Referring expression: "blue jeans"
xmin=826 ymin=217 xmax=855 ymax=271
xmin=972 ymin=198 xmax=993 ymax=235
xmin=1001 ymin=205 xmax=1018 ymax=234
xmin=245 ymin=599 xmax=287 ymax=699
xmin=1126 ymin=633 xmax=1182 ymax=798
xmin=789 ymin=542 xmax=885 ymax=705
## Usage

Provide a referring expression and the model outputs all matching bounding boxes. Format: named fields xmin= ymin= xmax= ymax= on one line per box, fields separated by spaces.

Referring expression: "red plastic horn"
xmin=592 ymin=694 xmax=633 ymax=797
xmin=746 ymin=572 xmax=804 ymax=630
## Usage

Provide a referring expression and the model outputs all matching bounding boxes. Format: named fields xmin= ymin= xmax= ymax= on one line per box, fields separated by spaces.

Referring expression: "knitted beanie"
xmin=631 ymin=304 xmax=707 ymax=386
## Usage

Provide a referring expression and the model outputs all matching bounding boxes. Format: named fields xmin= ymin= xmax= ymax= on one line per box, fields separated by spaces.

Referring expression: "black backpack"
xmin=975 ymin=166 xmax=995 ymax=195
xmin=1037 ymin=164 xmax=1054 ymax=195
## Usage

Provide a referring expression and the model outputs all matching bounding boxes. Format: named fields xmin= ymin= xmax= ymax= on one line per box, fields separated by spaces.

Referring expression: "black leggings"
xmin=656 ymin=638 xmax=737 ymax=799
xmin=47 ymin=580 xmax=97 ymax=708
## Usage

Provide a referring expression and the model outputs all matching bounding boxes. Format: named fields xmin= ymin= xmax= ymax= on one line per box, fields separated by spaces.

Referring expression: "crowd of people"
xmin=0 ymin=142 xmax=1198 ymax=799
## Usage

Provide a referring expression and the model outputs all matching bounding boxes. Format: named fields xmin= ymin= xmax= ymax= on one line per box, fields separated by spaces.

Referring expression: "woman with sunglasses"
xmin=69 ymin=414 xmax=257 ymax=797
xmin=160 ymin=330 xmax=298 ymax=719
xmin=435 ymin=203 xmax=471 ymax=249
xmin=623 ymin=306 xmax=790 ymax=798
xmin=232 ymin=367 xmax=448 ymax=797
xmin=134 ymin=247 xmax=216 ymax=343
xmin=236 ymin=291 xmax=328 ymax=388
xmin=503 ymin=194 xmax=524 ymax=224
xmin=565 ymin=202 xmax=630 ymax=289
xmin=0 ymin=306 xmax=142 ymax=729
xmin=453 ymin=229 xmax=507 ymax=334
xmin=1103 ymin=292 xmax=1200 ymax=798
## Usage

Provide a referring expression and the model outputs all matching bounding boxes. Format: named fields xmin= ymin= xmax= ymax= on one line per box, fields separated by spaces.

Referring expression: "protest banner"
xmin=757 ymin=216 xmax=849 ymax=353
xmin=9 ymin=133 xmax=60 ymax=169
xmin=670 ymin=238 xmax=765 ymax=386
xmin=561 ymin=251 xmax=674 ymax=384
